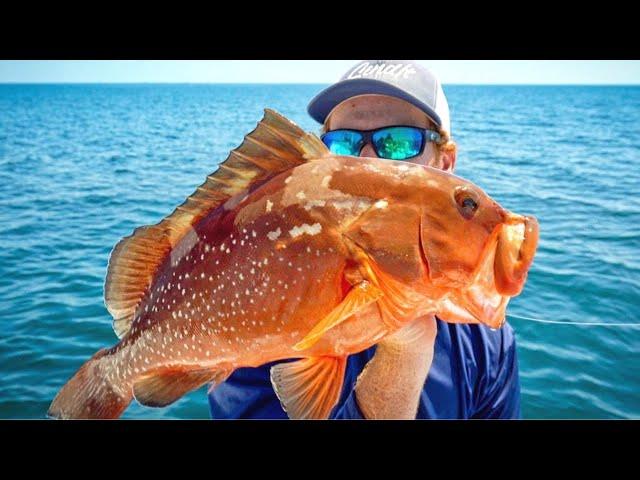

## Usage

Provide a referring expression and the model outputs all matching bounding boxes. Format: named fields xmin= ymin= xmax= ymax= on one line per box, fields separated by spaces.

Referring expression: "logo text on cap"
xmin=347 ymin=62 xmax=417 ymax=81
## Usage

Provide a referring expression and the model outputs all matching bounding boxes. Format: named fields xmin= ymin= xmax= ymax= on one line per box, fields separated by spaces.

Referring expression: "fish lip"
xmin=494 ymin=215 xmax=539 ymax=296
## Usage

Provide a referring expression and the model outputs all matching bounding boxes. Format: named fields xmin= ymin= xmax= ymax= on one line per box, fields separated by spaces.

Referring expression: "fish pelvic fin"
xmin=293 ymin=281 xmax=384 ymax=351
xmin=133 ymin=367 xmax=231 ymax=408
xmin=270 ymin=356 xmax=347 ymax=420
xmin=104 ymin=109 xmax=329 ymax=339
xmin=48 ymin=348 xmax=132 ymax=419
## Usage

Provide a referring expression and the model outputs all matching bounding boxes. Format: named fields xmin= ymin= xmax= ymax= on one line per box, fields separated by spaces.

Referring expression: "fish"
xmin=48 ymin=109 xmax=539 ymax=420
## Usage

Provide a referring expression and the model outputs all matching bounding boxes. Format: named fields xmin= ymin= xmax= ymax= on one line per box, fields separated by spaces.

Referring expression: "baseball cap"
xmin=307 ymin=60 xmax=451 ymax=135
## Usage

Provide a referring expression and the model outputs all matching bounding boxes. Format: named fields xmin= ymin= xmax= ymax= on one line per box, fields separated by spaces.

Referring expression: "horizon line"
xmin=2 ymin=81 xmax=640 ymax=87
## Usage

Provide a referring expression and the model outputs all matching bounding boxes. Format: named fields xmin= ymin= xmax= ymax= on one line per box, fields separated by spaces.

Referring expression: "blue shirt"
xmin=208 ymin=318 xmax=521 ymax=419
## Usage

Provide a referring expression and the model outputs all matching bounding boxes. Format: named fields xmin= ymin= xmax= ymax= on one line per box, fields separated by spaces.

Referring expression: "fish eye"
xmin=462 ymin=197 xmax=478 ymax=210
xmin=454 ymin=187 xmax=479 ymax=220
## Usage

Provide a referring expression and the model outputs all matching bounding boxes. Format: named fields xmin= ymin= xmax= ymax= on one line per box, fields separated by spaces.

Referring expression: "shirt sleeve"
xmin=471 ymin=325 xmax=522 ymax=419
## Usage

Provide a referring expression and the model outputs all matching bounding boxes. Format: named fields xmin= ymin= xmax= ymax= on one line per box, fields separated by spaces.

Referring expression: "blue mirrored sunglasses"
xmin=321 ymin=126 xmax=441 ymax=161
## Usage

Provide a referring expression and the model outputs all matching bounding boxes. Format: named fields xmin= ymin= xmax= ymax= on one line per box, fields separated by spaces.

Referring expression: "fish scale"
xmin=106 ymin=194 xmax=350 ymax=381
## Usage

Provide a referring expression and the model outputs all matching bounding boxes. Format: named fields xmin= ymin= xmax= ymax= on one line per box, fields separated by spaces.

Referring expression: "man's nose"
xmin=359 ymin=143 xmax=378 ymax=158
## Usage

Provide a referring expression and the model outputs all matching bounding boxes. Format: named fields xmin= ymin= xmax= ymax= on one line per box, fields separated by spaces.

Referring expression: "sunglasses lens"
xmin=321 ymin=130 xmax=363 ymax=156
xmin=372 ymin=127 xmax=423 ymax=160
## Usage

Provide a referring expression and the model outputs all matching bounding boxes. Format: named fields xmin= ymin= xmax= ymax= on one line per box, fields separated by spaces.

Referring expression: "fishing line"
xmin=507 ymin=313 xmax=640 ymax=327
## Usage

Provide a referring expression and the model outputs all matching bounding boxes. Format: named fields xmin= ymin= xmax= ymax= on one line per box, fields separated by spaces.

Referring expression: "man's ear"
xmin=440 ymin=145 xmax=457 ymax=173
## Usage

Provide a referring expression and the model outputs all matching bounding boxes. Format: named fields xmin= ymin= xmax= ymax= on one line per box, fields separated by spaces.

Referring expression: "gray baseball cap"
xmin=307 ymin=60 xmax=451 ymax=134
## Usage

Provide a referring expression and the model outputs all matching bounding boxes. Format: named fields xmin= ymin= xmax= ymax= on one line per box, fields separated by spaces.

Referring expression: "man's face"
xmin=325 ymin=94 xmax=456 ymax=172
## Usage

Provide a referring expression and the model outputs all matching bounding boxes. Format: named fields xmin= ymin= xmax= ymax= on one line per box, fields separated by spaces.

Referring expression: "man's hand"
xmin=353 ymin=314 xmax=437 ymax=419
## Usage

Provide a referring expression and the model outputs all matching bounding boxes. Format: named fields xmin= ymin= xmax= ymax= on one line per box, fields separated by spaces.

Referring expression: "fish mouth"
xmin=436 ymin=214 xmax=539 ymax=329
xmin=494 ymin=215 xmax=539 ymax=297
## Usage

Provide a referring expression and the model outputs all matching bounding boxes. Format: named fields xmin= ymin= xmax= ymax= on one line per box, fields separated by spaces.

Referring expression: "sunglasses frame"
xmin=321 ymin=125 xmax=442 ymax=160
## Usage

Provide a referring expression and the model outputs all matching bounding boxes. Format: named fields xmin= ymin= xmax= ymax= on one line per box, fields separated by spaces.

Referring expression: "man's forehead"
xmin=327 ymin=94 xmax=434 ymax=127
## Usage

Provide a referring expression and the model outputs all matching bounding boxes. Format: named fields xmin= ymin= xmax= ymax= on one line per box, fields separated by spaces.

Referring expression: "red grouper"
xmin=48 ymin=109 xmax=539 ymax=419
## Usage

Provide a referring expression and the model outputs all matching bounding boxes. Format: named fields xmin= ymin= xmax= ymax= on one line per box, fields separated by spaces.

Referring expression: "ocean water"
xmin=0 ymin=84 xmax=638 ymax=419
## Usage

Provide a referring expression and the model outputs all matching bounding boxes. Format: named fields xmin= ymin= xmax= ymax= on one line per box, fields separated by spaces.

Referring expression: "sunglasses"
xmin=321 ymin=126 xmax=442 ymax=161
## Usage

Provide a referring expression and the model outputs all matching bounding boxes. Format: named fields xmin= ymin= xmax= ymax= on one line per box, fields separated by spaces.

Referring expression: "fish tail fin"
xmin=48 ymin=348 xmax=132 ymax=419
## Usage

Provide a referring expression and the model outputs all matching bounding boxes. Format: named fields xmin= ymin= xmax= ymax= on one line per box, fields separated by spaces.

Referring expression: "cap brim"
xmin=307 ymin=78 xmax=442 ymax=128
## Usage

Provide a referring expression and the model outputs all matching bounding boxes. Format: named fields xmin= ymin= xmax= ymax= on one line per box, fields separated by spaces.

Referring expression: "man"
xmin=208 ymin=60 xmax=521 ymax=419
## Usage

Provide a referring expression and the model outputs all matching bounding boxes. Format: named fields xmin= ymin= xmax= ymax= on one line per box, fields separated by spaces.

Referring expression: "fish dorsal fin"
xmin=105 ymin=109 xmax=329 ymax=338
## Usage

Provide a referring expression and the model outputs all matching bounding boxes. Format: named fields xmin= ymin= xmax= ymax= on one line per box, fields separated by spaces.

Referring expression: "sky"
xmin=1 ymin=60 xmax=639 ymax=84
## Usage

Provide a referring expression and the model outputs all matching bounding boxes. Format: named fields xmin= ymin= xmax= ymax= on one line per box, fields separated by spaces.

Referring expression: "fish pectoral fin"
xmin=270 ymin=356 xmax=347 ymax=420
xmin=133 ymin=367 xmax=231 ymax=408
xmin=360 ymin=256 xmax=427 ymax=330
xmin=293 ymin=281 xmax=384 ymax=351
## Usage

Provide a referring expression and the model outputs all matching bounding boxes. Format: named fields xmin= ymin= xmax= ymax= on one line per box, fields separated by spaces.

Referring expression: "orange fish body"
xmin=48 ymin=110 xmax=539 ymax=419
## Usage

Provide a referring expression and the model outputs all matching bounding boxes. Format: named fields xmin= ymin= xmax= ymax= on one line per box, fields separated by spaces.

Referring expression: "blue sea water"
xmin=0 ymin=84 xmax=639 ymax=419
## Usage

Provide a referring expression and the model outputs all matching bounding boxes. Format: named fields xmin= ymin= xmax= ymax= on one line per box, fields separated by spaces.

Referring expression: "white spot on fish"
xmin=321 ymin=175 xmax=331 ymax=188
xmin=289 ymin=223 xmax=322 ymax=238
xmin=266 ymin=199 xmax=273 ymax=213
xmin=374 ymin=199 xmax=388 ymax=209
xmin=267 ymin=228 xmax=282 ymax=241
